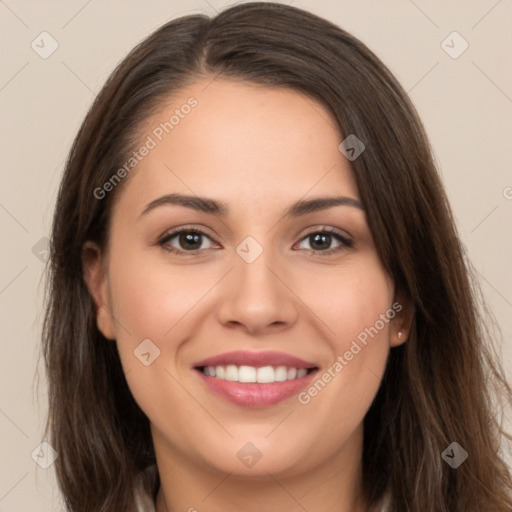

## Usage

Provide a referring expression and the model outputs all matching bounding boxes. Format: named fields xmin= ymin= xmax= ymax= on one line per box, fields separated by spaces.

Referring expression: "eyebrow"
xmin=139 ymin=193 xmax=364 ymax=219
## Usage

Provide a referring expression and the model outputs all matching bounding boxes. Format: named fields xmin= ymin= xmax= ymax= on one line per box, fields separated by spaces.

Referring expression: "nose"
xmin=216 ymin=243 xmax=299 ymax=336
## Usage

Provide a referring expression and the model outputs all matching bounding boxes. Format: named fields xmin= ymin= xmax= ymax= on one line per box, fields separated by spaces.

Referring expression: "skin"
xmin=83 ymin=78 xmax=413 ymax=512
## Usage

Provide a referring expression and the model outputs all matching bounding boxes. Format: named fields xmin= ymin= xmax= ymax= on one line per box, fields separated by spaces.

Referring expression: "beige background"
xmin=1 ymin=0 xmax=511 ymax=509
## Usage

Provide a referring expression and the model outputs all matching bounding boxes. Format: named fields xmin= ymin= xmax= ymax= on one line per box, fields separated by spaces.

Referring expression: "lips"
xmin=193 ymin=350 xmax=317 ymax=369
xmin=193 ymin=351 xmax=319 ymax=408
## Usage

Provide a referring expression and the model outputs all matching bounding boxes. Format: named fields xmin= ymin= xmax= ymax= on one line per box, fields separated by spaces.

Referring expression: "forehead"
xmin=113 ymin=78 xmax=360 ymax=221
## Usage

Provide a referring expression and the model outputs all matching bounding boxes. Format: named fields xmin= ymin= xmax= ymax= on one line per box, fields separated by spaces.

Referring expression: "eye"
xmin=295 ymin=228 xmax=353 ymax=255
xmin=157 ymin=226 xmax=352 ymax=256
xmin=158 ymin=228 xmax=218 ymax=254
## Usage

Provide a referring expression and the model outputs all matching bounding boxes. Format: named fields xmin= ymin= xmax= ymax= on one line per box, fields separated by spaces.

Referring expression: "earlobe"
xmin=96 ymin=304 xmax=117 ymax=340
xmin=390 ymin=291 xmax=415 ymax=347
xmin=82 ymin=241 xmax=116 ymax=340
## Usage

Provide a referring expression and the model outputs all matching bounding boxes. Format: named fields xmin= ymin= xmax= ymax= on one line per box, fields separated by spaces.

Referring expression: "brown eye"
xmin=159 ymin=229 xmax=216 ymax=254
xmin=296 ymin=229 xmax=353 ymax=255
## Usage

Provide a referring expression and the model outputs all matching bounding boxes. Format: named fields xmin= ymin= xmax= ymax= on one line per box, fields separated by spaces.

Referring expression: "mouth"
xmin=192 ymin=351 xmax=319 ymax=408
xmin=196 ymin=364 xmax=316 ymax=382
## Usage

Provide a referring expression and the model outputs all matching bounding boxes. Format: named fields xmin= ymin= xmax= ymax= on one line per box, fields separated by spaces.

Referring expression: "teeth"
xmin=225 ymin=365 xmax=238 ymax=381
xmin=215 ymin=366 xmax=225 ymax=379
xmin=201 ymin=364 xmax=312 ymax=383
xmin=256 ymin=366 xmax=275 ymax=383
xmin=238 ymin=365 xmax=257 ymax=383
xmin=275 ymin=366 xmax=287 ymax=381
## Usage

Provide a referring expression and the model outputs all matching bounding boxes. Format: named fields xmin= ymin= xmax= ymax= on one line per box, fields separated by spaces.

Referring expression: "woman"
xmin=40 ymin=2 xmax=512 ymax=511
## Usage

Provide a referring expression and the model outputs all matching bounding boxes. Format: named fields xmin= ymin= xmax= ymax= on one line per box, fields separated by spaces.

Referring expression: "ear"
xmin=82 ymin=241 xmax=116 ymax=340
xmin=389 ymin=288 xmax=414 ymax=348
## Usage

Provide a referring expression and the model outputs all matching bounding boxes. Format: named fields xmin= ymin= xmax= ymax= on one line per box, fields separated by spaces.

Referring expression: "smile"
xmin=200 ymin=365 xmax=312 ymax=382
xmin=193 ymin=351 xmax=319 ymax=407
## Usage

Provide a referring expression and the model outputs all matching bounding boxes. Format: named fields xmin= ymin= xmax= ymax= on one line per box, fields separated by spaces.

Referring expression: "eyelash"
xmin=157 ymin=226 xmax=353 ymax=256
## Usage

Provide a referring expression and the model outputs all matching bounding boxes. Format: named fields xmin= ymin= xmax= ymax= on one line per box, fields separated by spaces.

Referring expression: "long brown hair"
xmin=39 ymin=2 xmax=512 ymax=510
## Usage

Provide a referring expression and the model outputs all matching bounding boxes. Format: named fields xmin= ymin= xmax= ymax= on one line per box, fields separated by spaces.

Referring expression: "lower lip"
xmin=196 ymin=369 xmax=317 ymax=408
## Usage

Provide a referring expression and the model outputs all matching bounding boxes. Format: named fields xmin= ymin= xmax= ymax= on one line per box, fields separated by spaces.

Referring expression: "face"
xmin=84 ymin=78 xmax=411 ymax=479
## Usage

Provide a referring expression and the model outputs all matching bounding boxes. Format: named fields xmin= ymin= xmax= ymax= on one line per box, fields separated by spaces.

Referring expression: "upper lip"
xmin=193 ymin=350 xmax=318 ymax=369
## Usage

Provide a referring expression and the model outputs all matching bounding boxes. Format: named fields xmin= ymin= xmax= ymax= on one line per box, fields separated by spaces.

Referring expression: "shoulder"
xmin=133 ymin=464 xmax=158 ymax=512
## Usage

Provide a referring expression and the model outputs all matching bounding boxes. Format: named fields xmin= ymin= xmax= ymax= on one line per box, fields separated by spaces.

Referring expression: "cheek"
xmin=108 ymin=249 xmax=214 ymax=343
xmin=303 ymin=253 xmax=393 ymax=351
xmin=106 ymin=249 xmax=222 ymax=414
xmin=106 ymin=251 xmax=208 ymax=431
xmin=297 ymin=253 xmax=393 ymax=422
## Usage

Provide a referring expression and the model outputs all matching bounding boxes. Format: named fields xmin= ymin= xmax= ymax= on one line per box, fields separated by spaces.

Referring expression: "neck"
xmin=153 ymin=424 xmax=368 ymax=512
